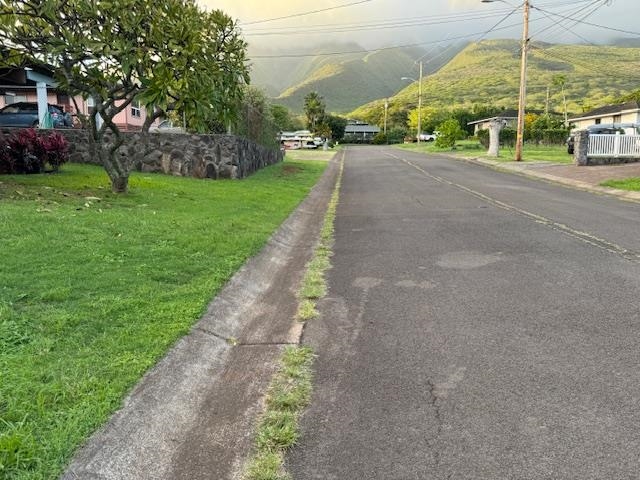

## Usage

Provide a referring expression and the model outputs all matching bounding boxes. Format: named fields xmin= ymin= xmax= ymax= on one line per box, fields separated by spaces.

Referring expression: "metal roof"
xmin=569 ymin=101 xmax=640 ymax=122
xmin=345 ymin=124 xmax=380 ymax=133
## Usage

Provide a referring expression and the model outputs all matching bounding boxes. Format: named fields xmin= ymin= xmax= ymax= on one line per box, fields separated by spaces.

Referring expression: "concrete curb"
xmin=61 ymin=155 xmax=342 ymax=480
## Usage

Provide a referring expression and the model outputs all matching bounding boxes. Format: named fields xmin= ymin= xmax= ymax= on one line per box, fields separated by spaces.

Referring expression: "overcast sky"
xmin=198 ymin=0 xmax=640 ymax=52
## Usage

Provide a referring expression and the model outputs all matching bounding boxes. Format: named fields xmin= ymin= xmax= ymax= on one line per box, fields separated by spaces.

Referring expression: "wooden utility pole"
xmin=417 ymin=61 xmax=423 ymax=144
xmin=384 ymin=98 xmax=388 ymax=135
xmin=515 ymin=0 xmax=530 ymax=162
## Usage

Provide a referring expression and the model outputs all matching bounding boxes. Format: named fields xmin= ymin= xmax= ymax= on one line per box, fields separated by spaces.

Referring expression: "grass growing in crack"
xmin=245 ymin=346 xmax=315 ymax=480
xmin=245 ymin=154 xmax=344 ymax=480
xmin=296 ymin=157 xmax=343 ymax=322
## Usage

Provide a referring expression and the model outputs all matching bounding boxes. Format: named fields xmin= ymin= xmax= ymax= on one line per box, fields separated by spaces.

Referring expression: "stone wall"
xmin=2 ymin=128 xmax=283 ymax=179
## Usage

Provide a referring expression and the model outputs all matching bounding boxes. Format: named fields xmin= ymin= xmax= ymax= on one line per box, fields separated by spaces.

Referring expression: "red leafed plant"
xmin=40 ymin=131 xmax=69 ymax=171
xmin=0 ymin=128 xmax=70 ymax=174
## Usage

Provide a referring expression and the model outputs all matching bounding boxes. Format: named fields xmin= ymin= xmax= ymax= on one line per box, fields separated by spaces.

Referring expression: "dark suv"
xmin=0 ymin=102 xmax=73 ymax=128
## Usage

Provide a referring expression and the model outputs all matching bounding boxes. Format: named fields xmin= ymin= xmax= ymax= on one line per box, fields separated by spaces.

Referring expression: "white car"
xmin=149 ymin=119 xmax=185 ymax=134
xmin=418 ymin=133 xmax=437 ymax=142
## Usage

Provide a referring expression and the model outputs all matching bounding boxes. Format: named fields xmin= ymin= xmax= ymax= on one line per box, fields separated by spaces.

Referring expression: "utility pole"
xmin=515 ymin=0 xmax=530 ymax=162
xmin=384 ymin=98 xmax=388 ymax=135
xmin=417 ymin=61 xmax=423 ymax=144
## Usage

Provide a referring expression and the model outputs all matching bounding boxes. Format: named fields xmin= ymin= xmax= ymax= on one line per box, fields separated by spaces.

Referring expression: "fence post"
xmin=614 ymin=131 xmax=621 ymax=158
xmin=574 ymin=130 xmax=589 ymax=166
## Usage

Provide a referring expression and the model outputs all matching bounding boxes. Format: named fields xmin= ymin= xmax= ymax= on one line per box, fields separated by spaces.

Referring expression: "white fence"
xmin=588 ymin=133 xmax=640 ymax=158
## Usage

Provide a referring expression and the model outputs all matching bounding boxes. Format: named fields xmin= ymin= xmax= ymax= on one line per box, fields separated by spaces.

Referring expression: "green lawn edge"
xmin=0 ymin=160 xmax=327 ymax=479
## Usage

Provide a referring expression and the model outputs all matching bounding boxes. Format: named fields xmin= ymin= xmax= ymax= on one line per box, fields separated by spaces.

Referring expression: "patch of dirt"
xmin=281 ymin=165 xmax=303 ymax=176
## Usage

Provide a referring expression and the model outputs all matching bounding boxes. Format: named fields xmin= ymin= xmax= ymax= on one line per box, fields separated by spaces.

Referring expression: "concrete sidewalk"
xmin=61 ymin=156 xmax=341 ymax=480
xmin=469 ymin=157 xmax=640 ymax=202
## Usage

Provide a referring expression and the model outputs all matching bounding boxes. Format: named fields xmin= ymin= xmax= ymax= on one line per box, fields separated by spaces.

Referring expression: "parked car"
xmin=148 ymin=119 xmax=185 ymax=134
xmin=0 ymin=102 xmax=72 ymax=128
xmin=566 ymin=123 xmax=640 ymax=154
xmin=419 ymin=133 xmax=437 ymax=142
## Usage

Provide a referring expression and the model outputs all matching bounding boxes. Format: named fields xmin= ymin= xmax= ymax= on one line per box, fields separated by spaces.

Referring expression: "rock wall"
xmin=2 ymin=128 xmax=283 ymax=179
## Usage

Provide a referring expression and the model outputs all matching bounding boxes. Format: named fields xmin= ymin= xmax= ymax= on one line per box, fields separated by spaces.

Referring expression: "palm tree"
xmin=304 ymin=92 xmax=326 ymax=132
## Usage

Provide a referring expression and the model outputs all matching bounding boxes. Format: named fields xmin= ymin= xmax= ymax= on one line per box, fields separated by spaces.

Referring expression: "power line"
xmin=530 ymin=0 xmax=603 ymax=44
xmin=533 ymin=6 xmax=640 ymax=37
xmin=241 ymin=0 xmax=374 ymax=26
xmin=243 ymin=0 xmax=593 ymax=33
xmin=245 ymin=11 xmax=513 ymax=37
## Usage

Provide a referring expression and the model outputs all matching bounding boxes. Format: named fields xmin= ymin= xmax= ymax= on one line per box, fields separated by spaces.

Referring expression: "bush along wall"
xmin=0 ymin=128 xmax=69 ymax=174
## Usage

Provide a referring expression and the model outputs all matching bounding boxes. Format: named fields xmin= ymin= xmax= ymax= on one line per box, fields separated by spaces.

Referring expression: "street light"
xmin=401 ymin=60 xmax=423 ymax=144
xmin=481 ymin=0 xmax=530 ymax=161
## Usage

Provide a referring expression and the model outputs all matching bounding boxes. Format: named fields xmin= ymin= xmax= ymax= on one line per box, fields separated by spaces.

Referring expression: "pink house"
xmin=0 ymin=65 xmax=151 ymax=131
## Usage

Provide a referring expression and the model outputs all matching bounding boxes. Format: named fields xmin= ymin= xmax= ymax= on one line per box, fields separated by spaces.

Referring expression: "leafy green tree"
xmin=435 ymin=119 xmax=465 ymax=149
xmin=315 ymin=123 xmax=332 ymax=140
xmin=270 ymin=104 xmax=304 ymax=132
xmin=408 ymin=107 xmax=448 ymax=136
xmin=0 ymin=0 xmax=248 ymax=192
xmin=235 ymin=86 xmax=279 ymax=148
xmin=387 ymin=126 xmax=408 ymax=144
xmin=303 ymin=92 xmax=326 ymax=132
xmin=324 ymin=115 xmax=348 ymax=141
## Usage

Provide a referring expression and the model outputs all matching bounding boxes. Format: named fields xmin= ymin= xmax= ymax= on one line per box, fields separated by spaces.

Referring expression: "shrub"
xmin=0 ymin=128 xmax=69 ymax=174
xmin=387 ymin=127 xmax=407 ymax=144
xmin=372 ymin=132 xmax=387 ymax=145
xmin=435 ymin=119 xmax=465 ymax=149
xmin=40 ymin=131 xmax=70 ymax=171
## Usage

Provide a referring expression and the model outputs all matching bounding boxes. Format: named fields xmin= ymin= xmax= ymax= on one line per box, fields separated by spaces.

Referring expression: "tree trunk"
xmin=95 ymin=135 xmax=130 ymax=193
xmin=110 ymin=175 xmax=129 ymax=193
xmin=487 ymin=119 xmax=503 ymax=157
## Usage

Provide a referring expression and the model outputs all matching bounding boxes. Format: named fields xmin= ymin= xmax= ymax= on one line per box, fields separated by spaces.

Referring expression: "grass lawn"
xmin=0 ymin=160 xmax=327 ymax=479
xmin=397 ymin=140 xmax=573 ymax=164
xmin=283 ymin=148 xmax=338 ymax=162
xmin=600 ymin=177 xmax=640 ymax=191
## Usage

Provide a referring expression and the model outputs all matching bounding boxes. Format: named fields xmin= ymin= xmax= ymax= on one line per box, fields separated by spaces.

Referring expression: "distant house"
xmin=0 ymin=65 xmax=153 ymax=131
xmin=569 ymin=101 xmax=640 ymax=131
xmin=344 ymin=121 xmax=380 ymax=141
xmin=467 ymin=110 xmax=518 ymax=135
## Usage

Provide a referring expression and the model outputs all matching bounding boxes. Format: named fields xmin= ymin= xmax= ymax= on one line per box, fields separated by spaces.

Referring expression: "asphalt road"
xmin=288 ymin=146 xmax=640 ymax=480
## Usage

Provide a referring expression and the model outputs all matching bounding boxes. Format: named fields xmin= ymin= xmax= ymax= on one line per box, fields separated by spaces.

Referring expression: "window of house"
xmin=613 ymin=115 xmax=622 ymax=123
xmin=595 ymin=118 xmax=601 ymax=124
xmin=57 ymin=93 xmax=70 ymax=105
xmin=87 ymin=96 xmax=96 ymax=114
xmin=131 ymin=99 xmax=141 ymax=118
xmin=4 ymin=92 xmax=27 ymax=104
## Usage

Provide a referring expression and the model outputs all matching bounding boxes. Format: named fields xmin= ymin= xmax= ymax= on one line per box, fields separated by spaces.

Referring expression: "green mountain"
xmin=350 ymin=39 xmax=640 ymax=124
xmin=248 ymin=43 xmax=462 ymax=114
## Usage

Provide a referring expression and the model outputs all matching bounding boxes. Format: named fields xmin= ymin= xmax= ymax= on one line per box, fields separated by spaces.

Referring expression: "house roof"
xmin=569 ymin=101 xmax=640 ymax=122
xmin=345 ymin=124 xmax=380 ymax=134
xmin=467 ymin=110 xmax=519 ymax=125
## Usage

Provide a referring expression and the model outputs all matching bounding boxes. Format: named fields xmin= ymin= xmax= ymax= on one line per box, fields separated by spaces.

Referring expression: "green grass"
xmin=397 ymin=140 xmax=573 ymax=164
xmin=296 ymin=156 xmax=342 ymax=322
xmin=600 ymin=177 xmax=640 ymax=191
xmin=0 ymin=160 xmax=327 ymax=480
xmin=245 ymin=346 xmax=315 ymax=480
xmin=284 ymin=149 xmax=337 ymax=162
xmin=245 ymin=153 xmax=343 ymax=480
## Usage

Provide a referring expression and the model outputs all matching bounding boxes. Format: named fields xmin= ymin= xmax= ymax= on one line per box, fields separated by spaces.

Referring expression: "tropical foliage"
xmin=0 ymin=0 xmax=248 ymax=192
